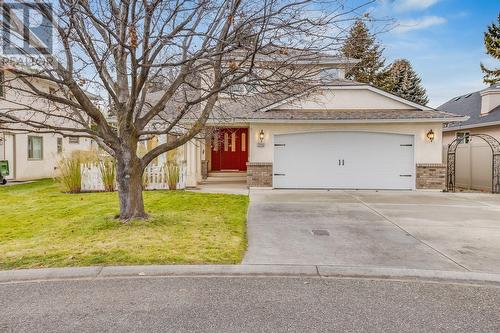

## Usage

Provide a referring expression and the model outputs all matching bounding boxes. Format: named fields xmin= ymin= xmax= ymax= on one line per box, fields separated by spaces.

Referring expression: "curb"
xmin=1 ymin=265 xmax=500 ymax=286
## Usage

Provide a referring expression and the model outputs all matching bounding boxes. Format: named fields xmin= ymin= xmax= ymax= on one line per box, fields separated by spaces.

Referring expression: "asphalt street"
xmin=0 ymin=276 xmax=499 ymax=332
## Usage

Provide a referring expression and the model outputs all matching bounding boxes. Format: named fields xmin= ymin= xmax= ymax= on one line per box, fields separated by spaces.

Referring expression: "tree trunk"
xmin=116 ymin=152 xmax=148 ymax=220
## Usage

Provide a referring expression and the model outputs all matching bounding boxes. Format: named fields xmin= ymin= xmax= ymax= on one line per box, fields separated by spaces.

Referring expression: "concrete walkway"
xmin=243 ymin=189 xmax=500 ymax=273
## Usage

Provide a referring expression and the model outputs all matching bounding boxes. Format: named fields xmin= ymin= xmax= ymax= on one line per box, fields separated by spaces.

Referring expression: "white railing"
xmin=81 ymin=160 xmax=187 ymax=192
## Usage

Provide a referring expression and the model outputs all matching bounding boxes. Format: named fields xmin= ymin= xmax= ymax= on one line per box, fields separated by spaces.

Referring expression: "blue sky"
xmin=364 ymin=0 xmax=499 ymax=107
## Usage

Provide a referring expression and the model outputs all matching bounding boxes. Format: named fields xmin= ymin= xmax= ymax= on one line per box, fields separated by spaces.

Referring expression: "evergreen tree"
xmin=481 ymin=13 xmax=500 ymax=85
xmin=341 ymin=20 xmax=386 ymax=85
xmin=382 ymin=59 xmax=429 ymax=105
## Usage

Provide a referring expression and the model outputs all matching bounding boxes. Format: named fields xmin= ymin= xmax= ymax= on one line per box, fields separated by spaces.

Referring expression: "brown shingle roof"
xmin=146 ymin=81 xmax=464 ymax=124
xmin=231 ymin=109 xmax=464 ymax=121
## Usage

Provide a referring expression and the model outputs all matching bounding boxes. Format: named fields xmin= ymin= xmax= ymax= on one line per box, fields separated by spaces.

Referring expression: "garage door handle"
xmin=399 ymin=174 xmax=412 ymax=177
xmin=342 ymin=159 xmax=344 ymax=166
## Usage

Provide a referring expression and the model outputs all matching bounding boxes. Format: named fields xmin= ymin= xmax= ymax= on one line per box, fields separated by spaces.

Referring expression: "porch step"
xmin=202 ymin=176 xmax=247 ymax=184
xmin=208 ymin=171 xmax=246 ymax=177
xmin=203 ymin=172 xmax=246 ymax=184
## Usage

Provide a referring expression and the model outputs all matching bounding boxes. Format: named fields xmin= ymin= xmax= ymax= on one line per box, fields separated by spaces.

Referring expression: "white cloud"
xmin=393 ymin=0 xmax=440 ymax=12
xmin=393 ymin=16 xmax=446 ymax=33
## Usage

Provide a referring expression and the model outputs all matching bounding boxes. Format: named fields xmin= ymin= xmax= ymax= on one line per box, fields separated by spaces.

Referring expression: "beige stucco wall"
xmin=11 ymin=133 xmax=92 ymax=181
xmin=249 ymin=122 xmax=443 ymax=164
xmin=0 ymin=74 xmax=94 ymax=180
xmin=275 ymin=88 xmax=413 ymax=110
xmin=443 ymin=124 xmax=500 ymax=146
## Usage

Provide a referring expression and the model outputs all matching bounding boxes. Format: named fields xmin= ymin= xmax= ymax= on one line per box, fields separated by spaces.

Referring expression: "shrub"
xmin=98 ymin=157 xmax=116 ymax=192
xmin=166 ymin=161 xmax=180 ymax=190
xmin=165 ymin=149 xmax=181 ymax=190
xmin=55 ymin=153 xmax=82 ymax=193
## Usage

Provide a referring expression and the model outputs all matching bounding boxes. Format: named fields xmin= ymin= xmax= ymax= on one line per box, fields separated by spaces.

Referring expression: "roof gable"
xmin=264 ymin=85 xmax=432 ymax=112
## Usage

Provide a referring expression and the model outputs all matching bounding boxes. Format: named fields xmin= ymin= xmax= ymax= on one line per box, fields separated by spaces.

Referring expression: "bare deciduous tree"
xmin=0 ymin=0 xmax=373 ymax=220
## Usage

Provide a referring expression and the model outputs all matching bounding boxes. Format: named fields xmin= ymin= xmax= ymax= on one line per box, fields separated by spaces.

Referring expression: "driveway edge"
xmin=1 ymin=265 xmax=499 ymax=285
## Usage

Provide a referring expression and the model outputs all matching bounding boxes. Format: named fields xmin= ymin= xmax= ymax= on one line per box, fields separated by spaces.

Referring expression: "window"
xmin=456 ymin=132 xmax=470 ymax=144
xmin=320 ymin=68 xmax=340 ymax=81
xmin=241 ymin=132 xmax=246 ymax=152
xmin=68 ymin=137 xmax=80 ymax=144
xmin=226 ymin=76 xmax=253 ymax=95
xmin=57 ymin=137 xmax=63 ymax=154
xmin=228 ymin=83 xmax=245 ymax=94
xmin=224 ymin=132 xmax=229 ymax=151
xmin=0 ymin=71 xmax=5 ymax=97
xmin=28 ymin=136 xmax=43 ymax=160
xmin=231 ymin=132 xmax=236 ymax=152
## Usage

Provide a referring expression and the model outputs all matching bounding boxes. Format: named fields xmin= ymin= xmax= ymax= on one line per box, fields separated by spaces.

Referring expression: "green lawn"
xmin=0 ymin=180 xmax=248 ymax=269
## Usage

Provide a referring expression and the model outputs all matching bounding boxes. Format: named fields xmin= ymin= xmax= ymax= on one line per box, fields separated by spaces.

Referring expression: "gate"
xmin=446 ymin=134 xmax=500 ymax=193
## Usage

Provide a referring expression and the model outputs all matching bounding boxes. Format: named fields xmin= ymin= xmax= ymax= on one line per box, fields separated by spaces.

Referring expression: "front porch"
xmin=185 ymin=126 xmax=257 ymax=189
xmin=192 ymin=171 xmax=249 ymax=195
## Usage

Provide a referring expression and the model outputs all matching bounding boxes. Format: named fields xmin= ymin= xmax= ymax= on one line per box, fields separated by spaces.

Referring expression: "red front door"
xmin=211 ymin=128 xmax=248 ymax=171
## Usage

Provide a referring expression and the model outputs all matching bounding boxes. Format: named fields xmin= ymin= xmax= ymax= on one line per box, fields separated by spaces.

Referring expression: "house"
xmin=441 ymin=84 xmax=500 ymax=143
xmin=439 ymin=84 xmax=500 ymax=191
xmin=163 ymin=56 xmax=466 ymax=191
xmin=0 ymin=71 xmax=93 ymax=182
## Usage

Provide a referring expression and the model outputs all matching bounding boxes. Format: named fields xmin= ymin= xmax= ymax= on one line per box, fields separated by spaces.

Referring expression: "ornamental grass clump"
xmin=166 ymin=149 xmax=180 ymax=190
xmin=55 ymin=153 xmax=82 ymax=193
xmin=166 ymin=161 xmax=180 ymax=190
xmin=98 ymin=157 xmax=116 ymax=192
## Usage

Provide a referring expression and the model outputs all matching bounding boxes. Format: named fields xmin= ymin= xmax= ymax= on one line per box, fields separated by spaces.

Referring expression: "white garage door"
xmin=273 ymin=131 xmax=415 ymax=189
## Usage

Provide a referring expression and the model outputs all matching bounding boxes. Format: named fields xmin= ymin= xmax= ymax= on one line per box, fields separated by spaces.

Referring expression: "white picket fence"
xmin=81 ymin=162 xmax=105 ymax=192
xmin=81 ymin=160 xmax=187 ymax=192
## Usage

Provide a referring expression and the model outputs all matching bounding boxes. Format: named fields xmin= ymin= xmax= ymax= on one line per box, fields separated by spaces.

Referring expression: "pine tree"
xmin=382 ymin=59 xmax=429 ymax=105
xmin=341 ymin=20 xmax=386 ymax=85
xmin=481 ymin=13 xmax=500 ymax=85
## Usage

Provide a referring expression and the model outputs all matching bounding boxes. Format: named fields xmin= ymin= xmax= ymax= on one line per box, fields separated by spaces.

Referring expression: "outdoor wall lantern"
xmin=426 ymin=129 xmax=435 ymax=142
xmin=258 ymin=129 xmax=265 ymax=147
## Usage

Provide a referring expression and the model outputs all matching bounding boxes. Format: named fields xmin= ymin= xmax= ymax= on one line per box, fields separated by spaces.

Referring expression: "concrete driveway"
xmin=243 ymin=190 xmax=500 ymax=273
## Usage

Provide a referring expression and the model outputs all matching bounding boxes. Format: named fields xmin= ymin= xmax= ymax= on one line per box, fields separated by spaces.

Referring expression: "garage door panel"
xmin=273 ymin=132 xmax=414 ymax=189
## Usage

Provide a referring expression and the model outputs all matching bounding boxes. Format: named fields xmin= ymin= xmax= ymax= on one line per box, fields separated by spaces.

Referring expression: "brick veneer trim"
xmin=246 ymin=162 xmax=273 ymax=187
xmin=416 ymin=163 xmax=446 ymax=190
xmin=246 ymin=162 xmax=446 ymax=189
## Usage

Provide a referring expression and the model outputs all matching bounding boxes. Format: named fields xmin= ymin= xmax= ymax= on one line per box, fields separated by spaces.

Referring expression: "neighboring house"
xmin=156 ymin=57 xmax=465 ymax=190
xmin=0 ymin=72 xmax=92 ymax=181
xmin=441 ymin=84 xmax=500 ymax=144
xmin=439 ymin=84 xmax=500 ymax=191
